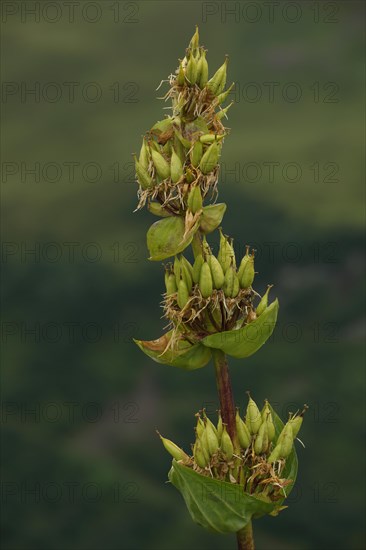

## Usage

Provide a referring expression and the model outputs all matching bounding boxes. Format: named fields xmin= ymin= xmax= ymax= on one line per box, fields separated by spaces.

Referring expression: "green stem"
xmin=237 ymin=522 xmax=255 ymax=550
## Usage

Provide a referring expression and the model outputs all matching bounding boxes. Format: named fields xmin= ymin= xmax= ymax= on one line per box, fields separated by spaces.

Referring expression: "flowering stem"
xmin=236 ymin=522 xmax=255 ymax=550
xmin=212 ymin=349 xmax=237 ymax=445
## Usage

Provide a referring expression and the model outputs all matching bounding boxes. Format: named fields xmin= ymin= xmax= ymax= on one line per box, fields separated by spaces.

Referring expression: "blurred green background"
xmin=1 ymin=1 xmax=365 ymax=549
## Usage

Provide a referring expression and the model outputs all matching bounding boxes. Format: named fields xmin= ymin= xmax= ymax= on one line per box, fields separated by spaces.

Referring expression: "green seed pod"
xmin=267 ymin=444 xmax=281 ymax=464
xmin=193 ymin=438 xmax=208 ymax=468
xmin=185 ymin=53 xmax=198 ymax=85
xmin=192 ymin=254 xmax=204 ymax=284
xmin=202 ymin=411 xmax=218 ymax=438
xmin=216 ymin=101 xmax=234 ymax=121
xmin=134 ymin=155 xmax=153 ymax=189
xmin=254 ymin=420 xmax=268 ymax=455
xmin=217 ymin=412 xmax=223 ymax=442
xmin=148 ymin=202 xmax=171 ymax=217
xmin=173 ymin=133 xmax=185 ymax=164
xmin=237 ymin=247 xmax=250 ymax=281
xmin=177 ymin=278 xmax=190 ymax=309
xmin=185 ymin=168 xmax=195 ymax=183
xmin=256 ymin=285 xmax=273 ymax=317
xmin=190 ymin=140 xmax=203 ymax=168
xmin=200 ymin=203 xmax=227 ymax=234
xmin=231 ymin=272 xmax=240 ymax=298
xmin=199 ymin=141 xmax=220 ymax=174
xmin=180 ymin=255 xmax=193 ymax=278
xmin=195 ymin=416 xmax=205 ymax=438
xmin=240 ymin=251 xmax=255 ymax=289
xmin=199 ymin=261 xmax=213 ymax=299
xmin=170 ymin=148 xmax=183 ymax=184
xmin=158 ymin=433 xmax=188 ymax=461
xmin=173 ymin=256 xmax=181 ymax=287
xmin=189 ymin=26 xmax=199 ymax=53
xmin=149 ymin=139 xmax=161 ymax=152
xmin=208 ymin=254 xmax=225 ymax=289
xmin=151 ymin=149 xmax=170 ymax=180
xmin=220 ymin=425 xmax=234 ymax=460
xmin=165 ymin=273 xmax=177 ymax=295
xmin=218 ymin=229 xmax=236 ymax=273
xmin=201 ymin=235 xmax=212 ymax=257
xmin=245 ymin=394 xmax=262 ymax=435
xmin=176 ymin=60 xmax=185 ymax=86
xmin=139 ymin=139 xmax=150 ymax=171
xmin=235 ymin=410 xmax=251 ymax=449
xmin=187 ymin=185 xmax=203 ymax=214
xmin=207 ymin=57 xmax=228 ymax=96
xmin=199 ymin=133 xmax=225 ymax=144
xmin=223 ymin=264 xmax=235 ymax=298
xmin=262 ymin=400 xmax=275 ymax=442
xmin=216 ymin=83 xmax=235 ymax=105
xmin=162 ymin=140 xmax=172 ymax=156
xmin=289 ymin=406 xmax=307 ymax=438
xmin=203 ymin=421 xmax=219 ymax=456
xmin=279 ymin=426 xmax=293 ymax=458
xmin=181 ymin=262 xmax=193 ymax=293
xmin=198 ymin=49 xmax=209 ymax=88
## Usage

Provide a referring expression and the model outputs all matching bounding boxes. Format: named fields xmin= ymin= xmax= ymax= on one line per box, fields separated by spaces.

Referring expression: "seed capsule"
xmin=217 ymin=412 xmax=223 ymax=442
xmin=203 ymin=421 xmax=219 ymax=456
xmin=185 ymin=168 xmax=195 ymax=183
xmin=267 ymin=444 xmax=281 ymax=464
xmin=134 ymin=155 xmax=153 ymax=189
xmin=240 ymin=250 xmax=255 ymax=289
xmin=245 ymin=394 xmax=262 ymax=435
xmin=198 ymin=49 xmax=209 ymax=88
xmin=254 ymin=421 xmax=268 ymax=455
xmin=199 ymin=261 xmax=213 ymax=299
xmin=180 ymin=255 xmax=193 ymax=277
xmin=208 ymin=254 xmax=225 ymax=289
xmin=165 ymin=273 xmax=177 ymax=295
xmin=216 ymin=82 xmax=235 ymax=105
xmin=176 ymin=60 xmax=185 ymax=86
xmin=189 ymin=26 xmax=199 ymax=53
xmin=185 ymin=53 xmax=198 ymax=85
xmin=199 ymin=133 xmax=225 ymax=144
xmin=207 ymin=57 xmax=228 ymax=96
xmin=220 ymin=425 xmax=234 ymax=459
xmin=262 ymin=400 xmax=275 ymax=442
xmin=193 ymin=438 xmax=208 ymax=468
xmin=151 ymin=149 xmax=170 ymax=180
xmin=139 ymin=139 xmax=150 ymax=171
xmin=158 ymin=433 xmax=188 ymax=461
xmin=148 ymin=202 xmax=170 ymax=217
xmin=218 ymin=229 xmax=236 ymax=273
xmin=170 ymin=148 xmax=183 ymax=183
xmin=278 ymin=423 xmax=293 ymax=458
xmin=181 ymin=262 xmax=193 ymax=292
xmin=195 ymin=415 xmax=205 ymax=438
xmin=223 ymin=264 xmax=235 ymax=298
xmin=256 ymin=285 xmax=273 ymax=317
xmin=187 ymin=185 xmax=203 ymax=214
xmin=199 ymin=141 xmax=220 ymax=174
xmin=177 ymin=278 xmax=190 ymax=309
xmin=235 ymin=410 xmax=251 ymax=449
xmin=216 ymin=101 xmax=234 ymax=121
xmin=190 ymin=140 xmax=203 ymax=167
xmin=192 ymin=254 xmax=204 ymax=284
xmin=173 ymin=134 xmax=185 ymax=164
xmin=289 ymin=406 xmax=307 ymax=438
xmin=173 ymin=256 xmax=181 ymax=287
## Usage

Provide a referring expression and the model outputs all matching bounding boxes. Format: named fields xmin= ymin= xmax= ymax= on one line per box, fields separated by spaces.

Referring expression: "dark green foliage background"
xmin=2 ymin=2 xmax=365 ymax=549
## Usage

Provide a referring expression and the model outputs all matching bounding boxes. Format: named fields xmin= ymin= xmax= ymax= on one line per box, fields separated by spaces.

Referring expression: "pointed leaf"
xmin=201 ymin=300 xmax=279 ymax=358
xmin=200 ymin=203 xmax=226 ymax=234
xmin=134 ymin=331 xmax=211 ymax=371
xmin=147 ymin=216 xmax=194 ymax=261
xmin=169 ymin=461 xmax=277 ymax=533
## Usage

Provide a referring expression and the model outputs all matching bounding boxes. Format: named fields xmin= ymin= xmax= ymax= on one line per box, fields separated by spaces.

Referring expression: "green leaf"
xmin=168 ymin=461 xmax=277 ymax=533
xmin=134 ymin=331 xmax=211 ymax=371
xmin=147 ymin=216 xmax=195 ymax=261
xmin=200 ymin=203 xmax=227 ymax=234
xmin=201 ymin=299 xmax=279 ymax=358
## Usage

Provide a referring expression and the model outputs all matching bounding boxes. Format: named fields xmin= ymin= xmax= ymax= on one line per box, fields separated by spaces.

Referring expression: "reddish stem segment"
xmin=213 ymin=349 xmax=237 ymax=444
xmin=237 ymin=522 xmax=255 ymax=550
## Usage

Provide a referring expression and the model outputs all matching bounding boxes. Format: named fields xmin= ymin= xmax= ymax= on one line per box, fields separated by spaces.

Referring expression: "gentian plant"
xmin=133 ymin=28 xmax=306 ymax=550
